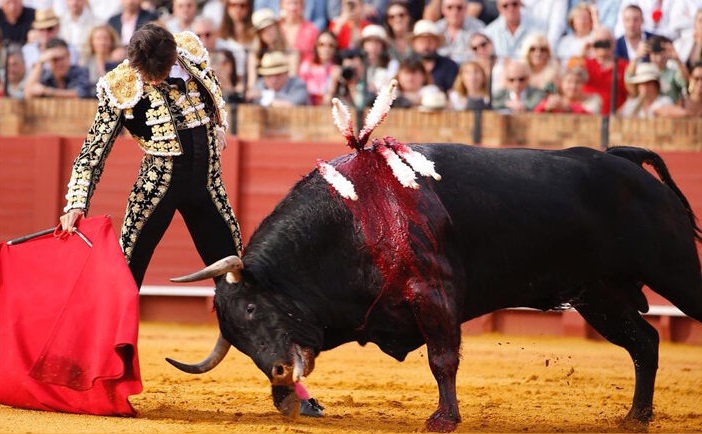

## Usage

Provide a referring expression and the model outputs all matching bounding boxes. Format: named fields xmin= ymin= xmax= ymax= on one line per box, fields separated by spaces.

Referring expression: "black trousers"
xmin=128 ymin=126 xmax=236 ymax=288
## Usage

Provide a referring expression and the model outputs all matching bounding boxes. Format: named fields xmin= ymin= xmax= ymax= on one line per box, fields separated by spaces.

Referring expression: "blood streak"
xmin=331 ymin=143 xmax=452 ymax=327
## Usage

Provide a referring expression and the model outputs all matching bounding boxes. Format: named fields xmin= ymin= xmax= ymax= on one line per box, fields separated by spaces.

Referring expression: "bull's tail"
xmin=606 ymin=146 xmax=702 ymax=242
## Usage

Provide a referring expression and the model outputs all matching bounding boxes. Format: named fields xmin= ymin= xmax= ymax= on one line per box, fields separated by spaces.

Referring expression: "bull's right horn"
xmin=166 ymin=333 xmax=230 ymax=373
xmin=170 ymin=255 xmax=243 ymax=283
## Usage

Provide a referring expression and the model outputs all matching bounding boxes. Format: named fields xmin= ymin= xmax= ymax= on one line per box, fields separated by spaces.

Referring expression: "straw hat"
xmin=252 ymin=8 xmax=278 ymax=31
xmin=626 ymin=62 xmax=661 ymax=85
xmin=418 ymin=87 xmax=448 ymax=112
xmin=258 ymin=51 xmax=289 ymax=76
xmin=360 ymin=25 xmax=388 ymax=45
xmin=410 ymin=20 xmax=444 ymax=43
xmin=32 ymin=9 xmax=60 ymax=30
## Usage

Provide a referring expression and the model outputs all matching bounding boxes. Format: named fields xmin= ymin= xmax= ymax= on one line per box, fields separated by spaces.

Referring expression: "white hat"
xmin=361 ymin=24 xmax=388 ymax=44
xmin=252 ymin=8 xmax=278 ymax=31
xmin=418 ymin=87 xmax=447 ymax=112
xmin=411 ymin=20 xmax=443 ymax=41
xmin=626 ymin=62 xmax=661 ymax=85
xmin=32 ymin=9 xmax=60 ymax=30
xmin=258 ymin=51 xmax=289 ymax=76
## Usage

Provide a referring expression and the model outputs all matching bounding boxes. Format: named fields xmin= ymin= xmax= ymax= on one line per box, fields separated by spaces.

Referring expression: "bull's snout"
xmin=272 ymin=362 xmax=293 ymax=384
xmin=272 ymin=385 xmax=299 ymax=418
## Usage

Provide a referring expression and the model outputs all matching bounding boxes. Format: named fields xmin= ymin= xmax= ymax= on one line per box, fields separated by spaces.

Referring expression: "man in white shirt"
xmin=483 ymin=0 xmax=540 ymax=60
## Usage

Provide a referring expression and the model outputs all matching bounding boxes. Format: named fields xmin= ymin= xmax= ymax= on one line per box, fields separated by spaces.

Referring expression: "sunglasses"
xmin=500 ymin=1 xmax=520 ymax=9
xmin=471 ymin=40 xmax=489 ymax=50
xmin=529 ymin=46 xmax=548 ymax=53
xmin=197 ymin=32 xmax=212 ymax=38
xmin=387 ymin=12 xmax=407 ymax=20
xmin=39 ymin=25 xmax=58 ymax=32
xmin=317 ymin=42 xmax=336 ymax=48
xmin=227 ymin=2 xmax=248 ymax=8
xmin=692 ymin=76 xmax=702 ymax=81
xmin=508 ymin=76 xmax=527 ymax=83
xmin=445 ymin=4 xmax=464 ymax=11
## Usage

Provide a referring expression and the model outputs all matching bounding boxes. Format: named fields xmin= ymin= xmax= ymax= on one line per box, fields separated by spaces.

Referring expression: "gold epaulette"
xmin=97 ymin=60 xmax=144 ymax=110
xmin=175 ymin=31 xmax=209 ymax=66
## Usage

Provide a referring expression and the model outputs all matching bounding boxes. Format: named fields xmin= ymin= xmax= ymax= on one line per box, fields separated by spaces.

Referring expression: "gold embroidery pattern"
xmin=120 ymin=155 xmax=172 ymax=261
xmin=175 ymin=31 xmax=208 ymax=65
xmin=97 ymin=60 xmax=143 ymax=110
xmin=64 ymin=96 xmax=123 ymax=212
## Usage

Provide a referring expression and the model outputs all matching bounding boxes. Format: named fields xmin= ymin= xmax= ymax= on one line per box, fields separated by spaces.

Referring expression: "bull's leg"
xmin=408 ymin=282 xmax=462 ymax=432
xmin=574 ymin=293 xmax=659 ymax=426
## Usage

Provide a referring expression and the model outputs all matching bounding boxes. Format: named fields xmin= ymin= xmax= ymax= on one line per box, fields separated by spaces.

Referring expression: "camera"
xmin=648 ymin=36 xmax=669 ymax=53
xmin=341 ymin=66 xmax=357 ymax=82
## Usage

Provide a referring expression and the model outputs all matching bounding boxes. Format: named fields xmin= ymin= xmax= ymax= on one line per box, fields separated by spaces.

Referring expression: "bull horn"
xmin=165 ymin=333 xmax=231 ymax=373
xmin=170 ymin=255 xmax=243 ymax=283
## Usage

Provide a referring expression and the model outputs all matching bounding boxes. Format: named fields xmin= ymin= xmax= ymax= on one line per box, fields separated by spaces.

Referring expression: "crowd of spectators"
xmin=1 ymin=0 xmax=701 ymax=119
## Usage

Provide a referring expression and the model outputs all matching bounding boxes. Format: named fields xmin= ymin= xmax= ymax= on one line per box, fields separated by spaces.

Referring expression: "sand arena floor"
xmin=2 ymin=321 xmax=701 ymax=433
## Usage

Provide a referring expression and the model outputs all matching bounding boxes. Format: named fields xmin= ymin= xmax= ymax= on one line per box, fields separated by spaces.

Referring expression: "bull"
xmin=167 ymin=88 xmax=702 ymax=432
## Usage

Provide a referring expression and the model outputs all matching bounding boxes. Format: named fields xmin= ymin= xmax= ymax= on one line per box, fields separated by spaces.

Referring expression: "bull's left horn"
xmin=170 ymin=256 xmax=243 ymax=283
xmin=166 ymin=333 xmax=230 ymax=373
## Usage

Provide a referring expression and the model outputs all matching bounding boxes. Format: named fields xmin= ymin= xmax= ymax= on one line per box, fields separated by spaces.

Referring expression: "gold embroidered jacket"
xmin=62 ymin=32 xmax=243 ymax=258
xmin=63 ymin=31 xmax=229 ymax=212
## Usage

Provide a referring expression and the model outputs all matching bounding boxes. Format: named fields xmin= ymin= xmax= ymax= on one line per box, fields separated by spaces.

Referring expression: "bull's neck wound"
xmin=333 ymin=147 xmax=450 ymax=329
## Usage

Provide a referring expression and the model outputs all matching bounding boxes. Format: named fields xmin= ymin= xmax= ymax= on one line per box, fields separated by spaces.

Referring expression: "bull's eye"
xmin=246 ymin=304 xmax=256 ymax=314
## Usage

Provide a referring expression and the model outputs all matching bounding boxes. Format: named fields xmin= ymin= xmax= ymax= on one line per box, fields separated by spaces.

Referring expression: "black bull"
xmin=168 ymin=143 xmax=702 ymax=432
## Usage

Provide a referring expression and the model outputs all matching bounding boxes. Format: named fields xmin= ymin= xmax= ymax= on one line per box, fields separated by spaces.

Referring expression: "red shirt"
xmin=582 ymin=57 xmax=629 ymax=114
xmin=329 ymin=19 xmax=370 ymax=50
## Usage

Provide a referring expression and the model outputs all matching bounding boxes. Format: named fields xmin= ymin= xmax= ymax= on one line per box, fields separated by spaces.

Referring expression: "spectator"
xmin=193 ymin=16 xmax=246 ymax=87
xmin=23 ymin=9 xmax=80 ymax=70
xmin=613 ymin=0 xmax=698 ymax=41
xmin=556 ymin=3 xmax=597 ymax=65
xmin=0 ymin=0 xmax=35 ymax=45
xmin=251 ymin=0 xmax=328 ymax=31
xmin=210 ymin=48 xmax=241 ymax=102
xmin=298 ymin=30 xmax=341 ymax=105
xmin=107 ymin=0 xmax=160 ymax=47
xmin=2 ymin=43 xmax=27 ymax=98
xmin=24 ymin=37 xmax=91 ymax=99
xmin=520 ymin=32 xmax=561 ymax=93
xmin=250 ymin=50 xmax=309 ymax=106
xmin=483 ymin=0 xmax=540 ymax=59
xmin=574 ymin=26 xmax=628 ymax=114
xmin=279 ymin=0 xmax=319 ymax=64
xmin=409 ymin=19 xmax=459 ymax=93
xmin=327 ymin=0 xmax=387 ymax=25
xmin=534 ymin=66 xmax=601 ymax=114
xmin=164 ymin=0 xmax=200 ymax=34
xmin=328 ymin=47 xmax=374 ymax=109
xmin=246 ymin=8 xmax=299 ymax=93
xmin=521 ymin=0 xmax=568 ymax=50
xmin=392 ymin=55 xmax=435 ymax=108
xmin=83 ymin=24 xmax=123 ymax=97
xmin=626 ymin=35 xmax=689 ymax=104
xmin=673 ymin=7 xmax=702 ymax=71
xmin=448 ymin=59 xmax=490 ymax=110
xmin=615 ymin=4 xmax=660 ymax=62
xmin=469 ymin=31 xmax=505 ymax=94
xmin=681 ymin=60 xmax=702 ymax=116
xmin=219 ymin=0 xmax=256 ymax=50
xmin=618 ymin=62 xmax=682 ymax=118
xmin=360 ymin=24 xmax=398 ymax=95
xmin=383 ymin=0 xmax=414 ymax=61
xmin=423 ymin=0 xmax=485 ymax=22
xmin=88 ymin=0 xmax=125 ymax=24
xmin=580 ymin=0 xmax=621 ymax=32
xmin=58 ymin=0 xmax=100 ymax=64
xmin=492 ymin=60 xmax=545 ymax=112
xmin=328 ymin=0 xmax=371 ymax=50
xmin=436 ymin=0 xmax=485 ymax=65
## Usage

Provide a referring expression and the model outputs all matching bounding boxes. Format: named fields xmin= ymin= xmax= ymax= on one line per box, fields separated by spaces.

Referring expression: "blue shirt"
xmin=40 ymin=65 xmax=93 ymax=99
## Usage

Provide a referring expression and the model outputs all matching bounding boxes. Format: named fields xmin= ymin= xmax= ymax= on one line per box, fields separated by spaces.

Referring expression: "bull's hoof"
xmin=425 ymin=412 xmax=460 ymax=433
xmin=276 ymin=393 xmax=300 ymax=418
xmin=619 ymin=408 xmax=652 ymax=432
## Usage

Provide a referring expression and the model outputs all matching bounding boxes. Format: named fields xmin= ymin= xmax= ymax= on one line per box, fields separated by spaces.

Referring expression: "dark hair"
xmin=312 ymin=30 xmax=339 ymax=65
xmin=127 ymin=23 xmax=178 ymax=81
xmin=648 ymin=35 xmax=671 ymax=53
xmin=45 ymin=37 xmax=69 ymax=51
xmin=211 ymin=48 xmax=237 ymax=87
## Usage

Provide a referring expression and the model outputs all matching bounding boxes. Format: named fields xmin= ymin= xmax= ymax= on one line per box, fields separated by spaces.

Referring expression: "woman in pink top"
xmin=328 ymin=0 xmax=370 ymax=50
xmin=298 ymin=30 xmax=341 ymax=105
xmin=279 ymin=0 xmax=319 ymax=64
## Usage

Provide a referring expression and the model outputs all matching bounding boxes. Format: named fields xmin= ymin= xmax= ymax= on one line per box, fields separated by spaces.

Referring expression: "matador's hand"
xmin=216 ymin=127 xmax=227 ymax=154
xmin=59 ymin=209 xmax=84 ymax=232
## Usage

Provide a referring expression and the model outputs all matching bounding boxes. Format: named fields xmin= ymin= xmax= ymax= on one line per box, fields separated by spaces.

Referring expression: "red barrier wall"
xmin=1 ymin=137 xmax=701 ymax=342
